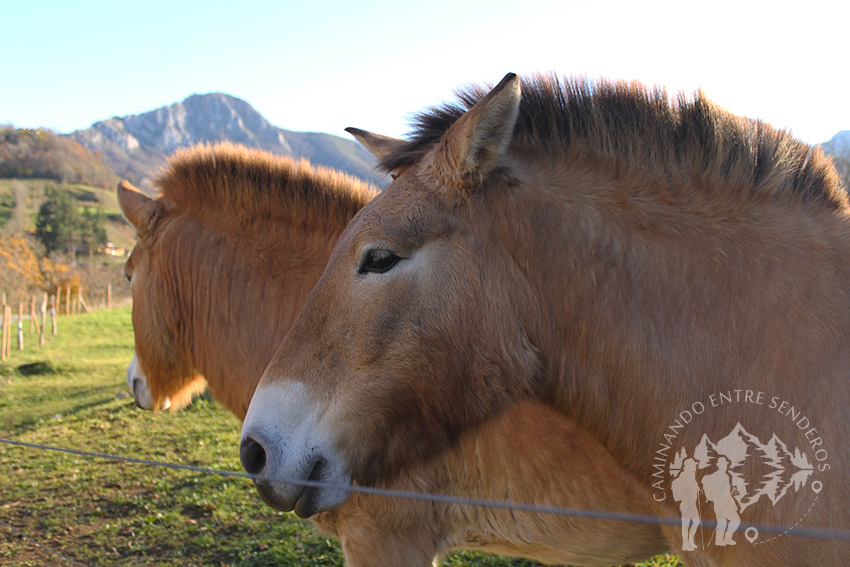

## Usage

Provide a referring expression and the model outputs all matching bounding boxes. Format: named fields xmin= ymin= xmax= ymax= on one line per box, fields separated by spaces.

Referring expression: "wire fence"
xmin=2 ymin=436 xmax=850 ymax=566
xmin=0 ymin=516 xmax=87 ymax=567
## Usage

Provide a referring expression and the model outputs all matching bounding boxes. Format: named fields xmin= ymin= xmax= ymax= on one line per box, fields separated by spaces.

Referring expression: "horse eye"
xmin=359 ymin=249 xmax=401 ymax=275
xmin=124 ymin=272 xmax=132 ymax=282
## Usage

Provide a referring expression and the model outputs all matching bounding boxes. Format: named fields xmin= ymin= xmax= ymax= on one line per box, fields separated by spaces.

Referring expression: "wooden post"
xmin=1 ymin=307 xmax=6 ymax=362
xmin=4 ymin=305 xmax=11 ymax=359
xmin=107 ymin=284 xmax=112 ymax=309
xmin=0 ymin=295 xmax=5 ymax=361
xmin=29 ymin=296 xmax=35 ymax=333
xmin=17 ymin=303 xmax=23 ymax=350
xmin=40 ymin=294 xmax=47 ymax=347
xmin=30 ymin=301 xmax=40 ymax=335
xmin=64 ymin=285 xmax=70 ymax=315
xmin=76 ymin=287 xmax=81 ymax=314
xmin=51 ymin=295 xmax=57 ymax=336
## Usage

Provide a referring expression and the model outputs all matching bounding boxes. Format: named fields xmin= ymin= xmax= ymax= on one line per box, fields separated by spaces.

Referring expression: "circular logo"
xmin=650 ymin=389 xmax=829 ymax=549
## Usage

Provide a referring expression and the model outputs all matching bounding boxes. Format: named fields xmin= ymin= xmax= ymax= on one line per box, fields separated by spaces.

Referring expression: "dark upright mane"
xmin=382 ymin=74 xmax=846 ymax=209
xmin=156 ymin=143 xmax=378 ymax=232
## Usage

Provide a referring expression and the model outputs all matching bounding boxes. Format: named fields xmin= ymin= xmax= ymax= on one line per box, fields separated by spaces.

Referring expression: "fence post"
xmin=79 ymin=290 xmax=90 ymax=313
xmin=17 ymin=303 xmax=23 ymax=351
xmin=0 ymin=295 xmax=5 ymax=361
xmin=65 ymin=285 xmax=71 ymax=316
xmin=40 ymin=293 xmax=46 ymax=347
xmin=107 ymin=284 xmax=112 ymax=309
xmin=51 ymin=295 xmax=57 ymax=336
xmin=3 ymin=305 xmax=11 ymax=359
xmin=29 ymin=296 xmax=35 ymax=334
xmin=1 ymin=306 xmax=6 ymax=362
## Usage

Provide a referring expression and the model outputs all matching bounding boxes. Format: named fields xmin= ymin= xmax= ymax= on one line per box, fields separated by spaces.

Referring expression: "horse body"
xmin=242 ymin=75 xmax=850 ymax=565
xmin=120 ymin=143 xmax=667 ymax=566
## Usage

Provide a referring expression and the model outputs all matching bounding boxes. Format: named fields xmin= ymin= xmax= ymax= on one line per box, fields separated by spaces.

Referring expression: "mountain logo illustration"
xmin=669 ymin=423 xmax=814 ymax=513
xmin=670 ymin=423 xmax=814 ymax=512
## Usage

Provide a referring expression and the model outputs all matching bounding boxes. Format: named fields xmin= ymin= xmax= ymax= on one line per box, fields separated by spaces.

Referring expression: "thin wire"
xmin=2 ymin=437 xmax=849 ymax=542
xmin=0 ymin=516 xmax=88 ymax=567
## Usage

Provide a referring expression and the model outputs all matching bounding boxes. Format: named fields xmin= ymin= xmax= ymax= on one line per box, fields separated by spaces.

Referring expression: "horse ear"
xmin=431 ymin=72 xmax=521 ymax=192
xmin=117 ymin=180 xmax=160 ymax=236
xmin=345 ymin=127 xmax=405 ymax=161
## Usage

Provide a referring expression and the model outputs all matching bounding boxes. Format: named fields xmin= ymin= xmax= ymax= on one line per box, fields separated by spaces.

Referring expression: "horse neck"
xmin=165 ymin=213 xmax=341 ymax=420
xmin=494 ymin=152 xmax=850 ymax=477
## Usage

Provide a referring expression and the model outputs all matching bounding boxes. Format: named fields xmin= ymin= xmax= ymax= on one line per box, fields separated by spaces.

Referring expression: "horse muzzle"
xmin=126 ymin=353 xmax=170 ymax=411
xmin=240 ymin=382 xmax=351 ymax=517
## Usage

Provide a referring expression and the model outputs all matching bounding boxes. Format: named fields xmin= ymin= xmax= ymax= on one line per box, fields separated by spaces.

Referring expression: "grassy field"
xmin=0 ymin=307 xmax=681 ymax=567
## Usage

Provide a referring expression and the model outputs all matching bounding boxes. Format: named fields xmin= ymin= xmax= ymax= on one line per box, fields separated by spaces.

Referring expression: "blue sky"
xmin=2 ymin=0 xmax=848 ymax=145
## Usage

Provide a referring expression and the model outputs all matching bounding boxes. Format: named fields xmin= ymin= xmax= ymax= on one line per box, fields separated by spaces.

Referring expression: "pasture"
xmin=0 ymin=307 xmax=679 ymax=566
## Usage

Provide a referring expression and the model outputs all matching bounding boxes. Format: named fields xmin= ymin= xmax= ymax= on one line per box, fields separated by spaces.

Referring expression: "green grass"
xmin=0 ymin=308 xmax=681 ymax=566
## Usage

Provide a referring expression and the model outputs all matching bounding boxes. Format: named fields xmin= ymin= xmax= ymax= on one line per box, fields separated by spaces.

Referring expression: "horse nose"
xmin=240 ymin=437 xmax=267 ymax=475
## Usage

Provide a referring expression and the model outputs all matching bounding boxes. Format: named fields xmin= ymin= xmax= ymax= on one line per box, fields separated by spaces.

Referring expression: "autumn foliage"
xmin=0 ymin=126 xmax=117 ymax=188
xmin=0 ymin=235 xmax=126 ymax=307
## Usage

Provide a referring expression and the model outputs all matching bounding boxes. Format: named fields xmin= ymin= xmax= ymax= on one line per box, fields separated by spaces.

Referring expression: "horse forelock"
xmin=155 ymin=143 xmax=379 ymax=235
xmin=380 ymin=74 xmax=846 ymax=210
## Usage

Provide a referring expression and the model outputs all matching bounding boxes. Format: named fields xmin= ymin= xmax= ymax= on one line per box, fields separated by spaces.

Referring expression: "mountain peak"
xmin=69 ymin=94 xmax=388 ymax=189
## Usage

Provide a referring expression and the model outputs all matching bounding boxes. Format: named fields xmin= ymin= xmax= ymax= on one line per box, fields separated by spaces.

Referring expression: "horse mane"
xmin=382 ymin=74 xmax=847 ymax=209
xmin=156 ymin=143 xmax=379 ymax=232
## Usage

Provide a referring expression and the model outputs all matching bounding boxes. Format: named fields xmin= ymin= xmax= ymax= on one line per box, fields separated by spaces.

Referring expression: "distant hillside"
xmin=70 ymin=93 xmax=389 ymax=189
xmin=0 ymin=126 xmax=118 ymax=188
xmin=0 ymin=178 xmax=136 ymax=251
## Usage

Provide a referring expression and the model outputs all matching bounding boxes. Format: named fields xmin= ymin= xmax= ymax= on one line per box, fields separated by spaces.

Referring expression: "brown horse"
xmin=119 ymin=143 xmax=667 ymax=566
xmin=241 ymin=74 xmax=850 ymax=566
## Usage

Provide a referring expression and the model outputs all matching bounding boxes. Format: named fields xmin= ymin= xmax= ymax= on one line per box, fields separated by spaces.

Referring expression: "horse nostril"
xmin=240 ymin=437 xmax=267 ymax=475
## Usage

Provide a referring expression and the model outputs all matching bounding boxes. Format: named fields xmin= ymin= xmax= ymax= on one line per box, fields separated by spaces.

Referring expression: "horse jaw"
xmin=126 ymin=353 xmax=171 ymax=411
xmin=240 ymin=381 xmax=351 ymax=517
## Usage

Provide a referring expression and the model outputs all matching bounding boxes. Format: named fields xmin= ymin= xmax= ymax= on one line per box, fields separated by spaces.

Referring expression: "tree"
xmin=35 ymin=185 xmax=80 ymax=256
xmin=34 ymin=187 xmax=109 ymax=260
xmin=80 ymin=206 xmax=108 ymax=256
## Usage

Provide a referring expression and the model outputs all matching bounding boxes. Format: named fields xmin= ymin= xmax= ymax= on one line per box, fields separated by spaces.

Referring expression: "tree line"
xmin=0 ymin=126 xmax=117 ymax=188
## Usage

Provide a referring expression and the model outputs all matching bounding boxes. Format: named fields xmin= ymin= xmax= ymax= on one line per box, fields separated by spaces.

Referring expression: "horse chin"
xmin=246 ymin=445 xmax=353 ymax=517
xmin=132 ymin=377 xmax=155 ymax=410
xmin=129 ymin=377 xmax=171 ymax=411
xmin=126 ymin=355 xmax=173 ymax=411
xmin=252 ymin=475 xmax=351 ymax=518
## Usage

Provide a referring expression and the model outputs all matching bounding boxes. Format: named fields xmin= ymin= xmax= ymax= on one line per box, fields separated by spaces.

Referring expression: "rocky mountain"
xmin=69 ymin=93 xmax=389 ymax=190
xmin=821 ymin=130 xmax=850 ymax=157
